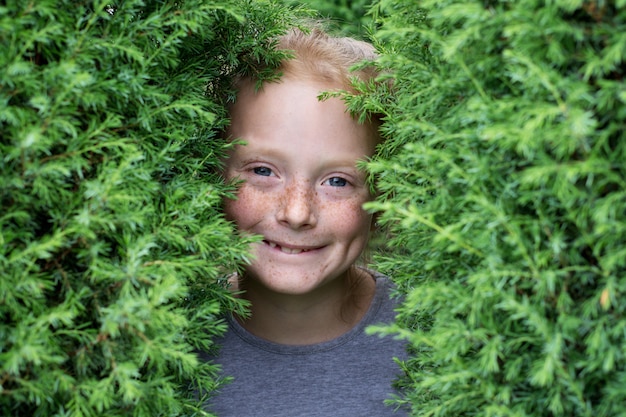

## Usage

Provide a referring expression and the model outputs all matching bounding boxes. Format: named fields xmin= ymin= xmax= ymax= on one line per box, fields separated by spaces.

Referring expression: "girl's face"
xmin=223 ymin=78 xmax=377 ymax=296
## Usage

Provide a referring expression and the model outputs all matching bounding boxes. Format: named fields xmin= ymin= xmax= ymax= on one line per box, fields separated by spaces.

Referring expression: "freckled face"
xmin=223 ymin=78 xmax=377 ymax=296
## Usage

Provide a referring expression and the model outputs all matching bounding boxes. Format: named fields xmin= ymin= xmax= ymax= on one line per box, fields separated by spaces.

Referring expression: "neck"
xmin=233 ymin=269 xmax=375 ymax=345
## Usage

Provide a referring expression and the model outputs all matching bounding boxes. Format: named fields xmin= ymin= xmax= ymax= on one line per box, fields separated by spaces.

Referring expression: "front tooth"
xmin=281 ymin=247 xmax=302 ymax=255
xmin=268 ymin=241 xmax=277 ymax=248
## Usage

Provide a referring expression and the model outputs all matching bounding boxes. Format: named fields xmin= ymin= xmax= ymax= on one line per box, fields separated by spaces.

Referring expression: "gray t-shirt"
xmin=201 ymin=271 xmax=408 ymax=417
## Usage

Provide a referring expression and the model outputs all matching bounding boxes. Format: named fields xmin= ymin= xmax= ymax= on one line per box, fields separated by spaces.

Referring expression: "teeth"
xmin=281 ymin=247 xmax=303 ymax=255
xmin=266 ymin=241 xmax=307 ymax=254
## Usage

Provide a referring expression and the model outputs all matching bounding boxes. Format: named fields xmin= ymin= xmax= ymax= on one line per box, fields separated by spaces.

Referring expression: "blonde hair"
xmin=275 ymin=27 xmax=380 ymax=91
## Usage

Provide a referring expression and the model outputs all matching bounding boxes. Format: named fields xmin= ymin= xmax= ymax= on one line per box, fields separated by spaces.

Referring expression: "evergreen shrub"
xmin=0 ymin=0 xmax=296 ymax=415
xmin=367 ymin=0 xmax=626 ymax=415
xmin=279 ymin=0 xmax=374 ymax=38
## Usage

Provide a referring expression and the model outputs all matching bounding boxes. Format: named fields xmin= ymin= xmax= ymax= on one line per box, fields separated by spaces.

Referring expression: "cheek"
xmin=223 ymin=185 xmax=273 ymax=229
xmin=328 ymin=198 xmax=373 ymax=239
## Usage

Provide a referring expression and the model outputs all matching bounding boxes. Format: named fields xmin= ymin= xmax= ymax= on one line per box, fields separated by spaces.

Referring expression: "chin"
xmin=245 ymin=267 xmax=347 ymax=296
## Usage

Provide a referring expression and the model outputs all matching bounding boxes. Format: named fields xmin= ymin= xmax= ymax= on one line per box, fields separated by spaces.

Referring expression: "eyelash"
xmin=251 ymin=166 xmax=351 ymax=187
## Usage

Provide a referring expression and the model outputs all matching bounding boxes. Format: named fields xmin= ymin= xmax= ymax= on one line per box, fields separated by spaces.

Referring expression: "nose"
xmin=276 ymin=179 xmax=317 ymax=229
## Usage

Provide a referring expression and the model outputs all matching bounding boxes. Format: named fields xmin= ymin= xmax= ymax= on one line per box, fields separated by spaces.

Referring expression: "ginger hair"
xmin=275 ymin=27 xmax=380 ymax=91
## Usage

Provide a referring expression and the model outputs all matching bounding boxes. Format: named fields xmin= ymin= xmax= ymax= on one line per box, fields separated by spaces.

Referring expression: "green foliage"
xmin=278 ymin=0 xmax=375 ymax=38
xmin=0 ymin=0 xmax=298 ymax=415
xmin=367 ymin=0 xmax=626 ymax=415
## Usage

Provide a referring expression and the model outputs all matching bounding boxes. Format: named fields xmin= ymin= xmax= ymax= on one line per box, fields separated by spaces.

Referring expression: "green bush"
xmin=0 ymin=0 xmax=297 ymax=415
xmin=278 ymin=0 xmax=375 ymax=38
xmin=8 ymin=0 xmax=625 ymax=415
xmin=367 ymin=0 xmax=626 ymax=415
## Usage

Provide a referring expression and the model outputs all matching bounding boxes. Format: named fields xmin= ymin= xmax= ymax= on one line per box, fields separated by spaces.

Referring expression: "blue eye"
xmin=253 ymin=167 xmax=273 ymax=176
xmin=327 ymin=177 xmax=348 ymax=187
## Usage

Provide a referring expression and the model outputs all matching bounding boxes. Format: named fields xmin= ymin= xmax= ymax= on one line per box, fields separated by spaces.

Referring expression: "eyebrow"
xmin=235 ymin=145 xmax=285 ymax=161
xmin=234 ymin=143 xmax=367 ymax=172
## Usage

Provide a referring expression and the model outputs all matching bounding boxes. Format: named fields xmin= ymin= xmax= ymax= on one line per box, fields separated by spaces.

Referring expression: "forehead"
xmin=228 ymin=77 xmax=378 ymax=156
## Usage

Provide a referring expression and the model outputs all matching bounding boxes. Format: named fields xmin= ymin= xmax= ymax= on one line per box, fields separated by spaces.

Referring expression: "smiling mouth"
xmin=263 ymin=240 xmax=318 ymax=255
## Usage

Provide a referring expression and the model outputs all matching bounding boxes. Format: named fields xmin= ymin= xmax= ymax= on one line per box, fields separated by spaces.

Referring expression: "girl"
xmin=202 ymin=27 xmax=407 ymax=416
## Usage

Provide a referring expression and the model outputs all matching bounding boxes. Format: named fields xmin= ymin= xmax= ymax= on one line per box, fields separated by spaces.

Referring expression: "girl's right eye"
xmin=253 ymin=166 xmax=273 ymax=177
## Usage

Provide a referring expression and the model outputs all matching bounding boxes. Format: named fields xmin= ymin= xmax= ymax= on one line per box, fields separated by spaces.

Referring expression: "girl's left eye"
xmin=253 ymin=166 xmax=273 ymax=176
xmin=326 ymin=177 xmax=348 ymax=187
